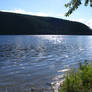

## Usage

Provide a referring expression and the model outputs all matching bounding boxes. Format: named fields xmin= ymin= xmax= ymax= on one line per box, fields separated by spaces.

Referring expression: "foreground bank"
xmin=59 ymin=61 xmax=92 ymax=92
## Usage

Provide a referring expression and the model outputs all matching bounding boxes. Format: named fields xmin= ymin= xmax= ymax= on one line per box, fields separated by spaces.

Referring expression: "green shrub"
xmin=59 ymin=61 xmax=92 ymax=92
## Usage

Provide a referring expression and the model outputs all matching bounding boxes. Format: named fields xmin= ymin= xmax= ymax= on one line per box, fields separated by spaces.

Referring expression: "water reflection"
xmin=0 ymin=35 xmax=92 ymax=92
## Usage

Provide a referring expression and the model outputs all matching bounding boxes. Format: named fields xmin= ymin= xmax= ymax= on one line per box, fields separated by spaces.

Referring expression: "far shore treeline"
xmin=0 ymin=11 xmax=92 ymax=35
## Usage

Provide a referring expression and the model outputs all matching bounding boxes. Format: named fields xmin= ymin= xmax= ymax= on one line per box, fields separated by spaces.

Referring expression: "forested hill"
xmin=0 ymin=11 xmax=92 ymax=35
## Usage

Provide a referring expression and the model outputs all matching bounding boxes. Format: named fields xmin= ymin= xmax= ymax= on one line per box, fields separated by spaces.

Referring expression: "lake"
xmin=0 ymin=35 xmax=92 ymax=92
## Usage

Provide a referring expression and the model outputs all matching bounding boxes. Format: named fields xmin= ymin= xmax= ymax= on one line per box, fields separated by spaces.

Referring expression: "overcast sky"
xmin=0 ymin=0 xmax=92 ymax=28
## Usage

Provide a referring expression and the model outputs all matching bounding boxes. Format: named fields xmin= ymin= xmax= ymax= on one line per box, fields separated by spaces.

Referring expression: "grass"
xmin=59 ymin=61 xmax=92 ymax=92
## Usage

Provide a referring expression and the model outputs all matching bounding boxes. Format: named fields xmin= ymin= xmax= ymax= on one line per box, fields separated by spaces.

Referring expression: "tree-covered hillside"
xmin=0 ymin=11 xmax=92 ymax=35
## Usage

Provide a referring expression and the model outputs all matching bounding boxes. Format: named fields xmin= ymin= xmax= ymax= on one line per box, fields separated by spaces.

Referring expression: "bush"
xmin=59 ymin=61 xmax=92 ymax=92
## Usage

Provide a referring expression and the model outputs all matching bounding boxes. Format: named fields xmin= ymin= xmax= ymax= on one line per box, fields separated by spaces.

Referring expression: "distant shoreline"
xmin=0 ymin=11 xmax=92 ymax=35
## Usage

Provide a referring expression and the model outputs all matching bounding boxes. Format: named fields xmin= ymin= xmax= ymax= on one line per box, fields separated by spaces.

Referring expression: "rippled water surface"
xmin=0 ymin=35 xmax=92 ymax=92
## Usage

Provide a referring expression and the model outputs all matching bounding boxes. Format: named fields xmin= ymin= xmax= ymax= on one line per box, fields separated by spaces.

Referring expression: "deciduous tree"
xmin=65 ymin=0 xmax=92 ymax=16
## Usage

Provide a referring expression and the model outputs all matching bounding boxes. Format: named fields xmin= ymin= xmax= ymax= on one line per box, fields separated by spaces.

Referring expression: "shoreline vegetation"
xmin=59 ymin=61 xmax=92 ymax=92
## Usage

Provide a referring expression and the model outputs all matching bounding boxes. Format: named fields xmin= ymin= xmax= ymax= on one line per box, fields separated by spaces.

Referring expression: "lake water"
xmin=0 ymin=35 xmax=92 ymax=92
